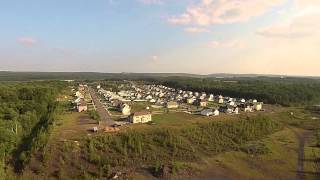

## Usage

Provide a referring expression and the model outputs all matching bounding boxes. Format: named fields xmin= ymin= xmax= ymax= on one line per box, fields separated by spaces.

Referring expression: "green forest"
xmin=149 ymin=77 xmax=320 ymax=106
xmin=0 ymin=81 xmax=65 ymax=176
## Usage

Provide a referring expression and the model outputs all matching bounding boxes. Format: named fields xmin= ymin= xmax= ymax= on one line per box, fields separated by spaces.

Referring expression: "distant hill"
xmin=0 ymin=71 xmax=318 ymax=81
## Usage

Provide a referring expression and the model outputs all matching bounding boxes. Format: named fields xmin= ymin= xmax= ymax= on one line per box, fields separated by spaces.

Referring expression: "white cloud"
xmin=210 ymin=40 xmax=245 ymax=48
xmin=184 ymin=27 xmax=210 ymax=33
xmin=257 ymin=1 xmax=320 ymax=38
xmin=17 ymin=37 xmax=38 ymax=45
xmin=168 ymin=0 xmax=285 ymax=26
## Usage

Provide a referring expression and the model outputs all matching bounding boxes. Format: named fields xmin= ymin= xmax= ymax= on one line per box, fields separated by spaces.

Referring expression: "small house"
xmin=187 ymin=98 xmax=195 ymax=104
xmin=167 ymin=101 xmax=179 ymax=109
xmin=129 ymin=111 xmax=152 ymax=124
xmin=253 ymin=103 xmax=263 ymax=111
xmin=199 ymin=99 xmax=208 ymax=107
xmin=121 ymin=104 xmax=131 ymax=116
xmin=218 ymin=98 xmax=224 ymax=104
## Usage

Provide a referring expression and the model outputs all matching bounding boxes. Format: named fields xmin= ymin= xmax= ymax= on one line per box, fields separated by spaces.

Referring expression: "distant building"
xmin=198 ymin=99 xmax=208 ymax=107
xmin=187 ymin=98 xmax=195 ymax=104
xmin=254 ymin=103 xmax=263 ymax=111
xmin=166 ymin=101 xmax=179 ymax=109
xmin=218 ymin=98 xmax=224 ymax=104
xmin=121 ymin=104 xmax=131 ymax=116
xmin=129 ymin=111 xmax=152 ymax=124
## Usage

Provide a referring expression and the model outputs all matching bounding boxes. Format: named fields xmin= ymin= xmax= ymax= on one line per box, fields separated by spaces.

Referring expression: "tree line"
xmin=146 ymin=77 xmax=320 ymax=106
xmin=0 ymin=81 xmax=65 ymax=176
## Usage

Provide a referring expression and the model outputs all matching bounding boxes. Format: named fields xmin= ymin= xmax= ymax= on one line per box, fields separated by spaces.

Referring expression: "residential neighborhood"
xmin=71 ymin=81 xmax=265 ymax=128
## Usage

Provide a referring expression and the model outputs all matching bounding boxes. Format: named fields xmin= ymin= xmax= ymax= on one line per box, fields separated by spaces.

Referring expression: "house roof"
xmin=133 ymin=111 xmax=151 ymax=116
xmin=167 ymin=101 xmax=178 ymax=105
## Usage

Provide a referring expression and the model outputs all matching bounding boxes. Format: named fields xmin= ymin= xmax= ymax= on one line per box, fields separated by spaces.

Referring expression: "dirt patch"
xmin=291 ymin=128 xmax=313 ymax=180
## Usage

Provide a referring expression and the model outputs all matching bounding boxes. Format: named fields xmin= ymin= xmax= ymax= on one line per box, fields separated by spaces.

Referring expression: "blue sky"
xmin=0 ymin=0 xmax=319 ymax=75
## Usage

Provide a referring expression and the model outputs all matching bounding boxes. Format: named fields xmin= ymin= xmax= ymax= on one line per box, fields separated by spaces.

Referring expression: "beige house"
xmin=199 ymin=100 xmax=208 ymax=107
xmin=254 ymin=103 xmax=263 ymax=111
xmin=121 ymin=104 xmax=131 ymax=116
xmin=129 ymin=111 xmax=152 ymax=124
xmin=166 ymin=101 xmax=179 ymax=109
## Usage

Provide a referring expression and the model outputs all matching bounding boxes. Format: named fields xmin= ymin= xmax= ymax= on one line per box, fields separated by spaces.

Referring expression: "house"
xmin=208 ymin=94 xmax=214 ymax=102
xmin=218 ymin=98 xmax=224 ymax=104
xmin=186 ymin=98 xmax=195 ymax=104
xmin=213 ymin=109 xmax=220 ymax=116
xmin=244 ymin=106 xmax=253 ymax=112
xmin=228 ymin=101 xmax=236 ymax=107
xmin=146 ymin=95 xmax=153 ymax=100
xmin=240 ymin=98 xmax=246 ymax=103
xmin=253 ymin=103 xmax=263 ymax=111
xmin=121 ymin=104 xmax=131 ymax=116
xmin=129 ymin=111 xmax=152 ymax=124
xmin=234 ymin=107 xmax=240 ymax=114
xmin=167 ymin=101 xmax=179 ymax=109
xmin=240 ymin=104 xmax=253 ymax=112
xmin=219 ymin=105 xmax=237 ymax=114
xmin=77 ymin=99 xmax=88 ymax=112
xmin=199 ymin=99 xmax=208 ymax=107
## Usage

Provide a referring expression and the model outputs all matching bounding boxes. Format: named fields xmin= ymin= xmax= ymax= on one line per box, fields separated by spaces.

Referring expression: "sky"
xmin=0 ymin=0 xmax=319 ymax=76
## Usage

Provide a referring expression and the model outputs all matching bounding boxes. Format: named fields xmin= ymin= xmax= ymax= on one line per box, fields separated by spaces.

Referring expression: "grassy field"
xmin=198 ymin=128 xmax=299 ymax=180
xmin=18 ymin=101 xmax=320 ymax=180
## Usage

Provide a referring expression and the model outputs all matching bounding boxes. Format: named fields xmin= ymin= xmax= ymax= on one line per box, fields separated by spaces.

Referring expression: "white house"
xmin=129 ymin=111 xmax=152 ymax=124
xmin=187 ymin=98 xmax=195 ymax=104
xmin=121 ymin=104 xmax=131 ymax=116
xmin=213 ymin=109 xmax=220 ymax=116
xmin=167 ymin=101 xmax=179 ymax=109
xmin=254 ymin=103 xmax=263 ymax=111
xmin=208 ymin=94 xmax=214 ymax=102
xmin=228 ymin=101 xmax=236 ymax=106
xmin=146 ymin=95 xmax=153 ymax=100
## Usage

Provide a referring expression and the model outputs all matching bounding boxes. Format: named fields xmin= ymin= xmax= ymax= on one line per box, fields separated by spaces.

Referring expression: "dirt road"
xmin=88 ymin=87 xmax=115 ymax=126
xmin=292 ymin=128 xmax=313 ymax=180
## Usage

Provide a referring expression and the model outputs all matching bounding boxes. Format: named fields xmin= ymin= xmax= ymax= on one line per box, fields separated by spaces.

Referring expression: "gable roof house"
xmin=121 ymin=104 xmax=131 ymax=116
xmin=129 ymin=111 xmax=152 ymax=124
xmin=198 ymin=99 xmax=208 ymax=107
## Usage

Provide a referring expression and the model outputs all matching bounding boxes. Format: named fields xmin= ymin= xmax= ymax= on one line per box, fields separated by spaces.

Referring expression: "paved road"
xmin=88 ymin=87 xmax=115 ymax=126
